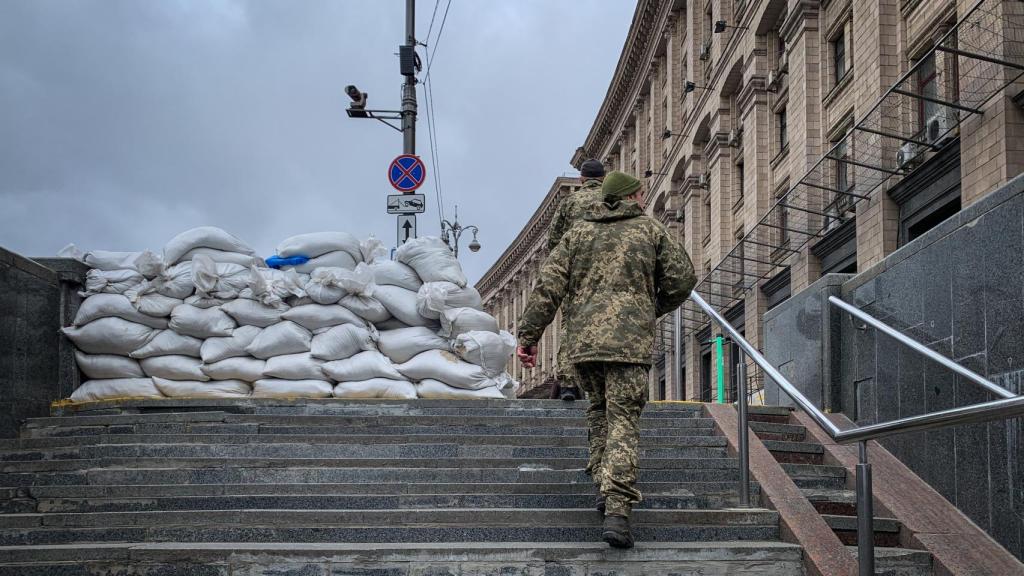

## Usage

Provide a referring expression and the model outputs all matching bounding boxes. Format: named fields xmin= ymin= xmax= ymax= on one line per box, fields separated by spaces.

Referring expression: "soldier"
xmin=545 ymin=158 xmax=605 ymax=402
xmin=517 ymin=171 xmax=696 ymax=549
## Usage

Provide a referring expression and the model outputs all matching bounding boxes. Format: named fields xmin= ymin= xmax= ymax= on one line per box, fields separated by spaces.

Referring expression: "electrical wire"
xmin=419 ymin=0 xmax=452 ymax=229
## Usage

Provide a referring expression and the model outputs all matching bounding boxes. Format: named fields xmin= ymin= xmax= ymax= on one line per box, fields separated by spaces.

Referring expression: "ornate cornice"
xmin=572 ymin=0 xmax=671 ymax=168
xmin=476 ymin=177 xmax=581 ymax=300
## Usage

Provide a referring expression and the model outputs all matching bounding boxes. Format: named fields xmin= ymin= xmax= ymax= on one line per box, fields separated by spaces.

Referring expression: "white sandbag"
xmin=82 ymin=269 xmax=145 ymax=296
xmin=74 ymin=351 xmax=145 ymax=380
xmin=377 ymin=327 xmax=450 ymax=364
xmin=201 ymin=357 xmax=266 ymax=382
xmin=452 ymin=330 xmax=517 ymax=376
xmin=130 ymin=330 xmax=203 ymax=359
xmin=396 ymin=349 xmax=504 ymax=390
xmin=498 ymin=374 xmax=519 ymax=399
xmin=375 ymin=318 xmax=413 ymax=331
xmin=164 ymin=226 xmax=255 ymax=266
xmin=440 ymin=307 xmax=499 ymax=338
xmin=340 ymin=294 xmax=389 ymax=323
xmin=221 ymin=298 xmax=287 ymax=327
xmin=277 ymin=232 xmax=362 ymax=261
xmin=374 ymin=285 xmax=432 ymax=327
xmin=290 ymin=250 xmax=359 ymax=274
xmin=310 ymin=324 xmax=378 ymax=361
xmin=282 ymin=304 xmax=364 ymax=331
xmin=415 ymin=379 xmax=505 ymax=400
xmin=192 ymin=255 xmax=250 ymax=299
xmin=304 ymin=267 xmax=348 ymax=304
xmin=396 ymin=236 xmax=467 ymax=287
xmin=80 ymin=250 xmax=144 ymax=271
xmin=416 ymin=282 xmax=483 ymax=319
xmin=131 ymin=293 xmax=182 ymax=318
xmin=70 ymin=378 xmax=164 ymax=402
xmin=152 ymin=262 xmax=195 ymax=299
xmin=61 ymin=317 xmax=156 ymax=356
xmin=184 ymin=294 xmax=228 ymax=308
xmin=73 ymin=294 xmax=169 ymax=329
xmin=245 ymin=321 xmax=311 ymax=359
xmin=200 ymin=325 xmax=262 ymax=363
xmin=247 ymin=267 xmax=305 ymax=308
xmin=263 ymin=352 xmax=328 ymax=381
xmin=252 ymin=379 xmax=333 ymax=398
xmin=180 ymin=247 xmax=260 ymax=267
xmin=359 ymin=236 xmax=388 ymax=264
xmin=139 ymin=355 xmax=209 ymax=381
xmin=153 ymin=377 xmax=251 ymax=398
xmin=286 ymin=295 xmax=315 ymax=307
xmin=168 ymin=304 xmax=236 ymax=338
xmin=334 ymin=378 xmax=417 ymax=400
xmin=322 ymin=351 xmax=403 ymax=382
xmin=369 ymin=260 xmax=422 ymax=291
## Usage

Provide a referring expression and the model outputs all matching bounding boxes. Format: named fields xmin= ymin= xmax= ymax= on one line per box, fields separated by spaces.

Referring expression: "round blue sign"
xmin=388 ymin=155 xmax=426 ymax=192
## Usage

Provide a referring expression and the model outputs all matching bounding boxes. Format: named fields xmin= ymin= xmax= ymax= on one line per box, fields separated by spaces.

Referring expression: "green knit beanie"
xmin=601 ymin=170 xmax=642 ymax=201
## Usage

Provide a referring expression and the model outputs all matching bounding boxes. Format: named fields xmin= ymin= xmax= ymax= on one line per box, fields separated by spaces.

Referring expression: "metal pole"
xmin=402 ymin=0 xmax=417 ymax=154
xmin=737 ymin=358 xmax=750 ymax=508
xmin=856 ymin=441 xmax=875 ymax=576
xmin=673 ymin=308 xmax=683 ymax=400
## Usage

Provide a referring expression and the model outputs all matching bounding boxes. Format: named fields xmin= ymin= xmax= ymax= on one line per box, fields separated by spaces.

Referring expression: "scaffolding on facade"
xmin=675 ymin=0 xmax=1024 ymax=400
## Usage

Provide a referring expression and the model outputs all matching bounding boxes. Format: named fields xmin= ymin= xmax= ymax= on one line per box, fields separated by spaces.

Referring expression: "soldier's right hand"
xmin=517 ymin=345 xmax=538 ymax=368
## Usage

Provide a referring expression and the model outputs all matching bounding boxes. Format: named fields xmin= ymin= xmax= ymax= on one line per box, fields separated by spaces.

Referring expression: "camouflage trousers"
xmin=574 ymin=361 xmax=649 ymax=517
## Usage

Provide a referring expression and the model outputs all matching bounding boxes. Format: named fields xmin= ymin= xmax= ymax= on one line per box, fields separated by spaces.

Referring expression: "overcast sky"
xmin=0 ymin=0 xmax=634 ymax=283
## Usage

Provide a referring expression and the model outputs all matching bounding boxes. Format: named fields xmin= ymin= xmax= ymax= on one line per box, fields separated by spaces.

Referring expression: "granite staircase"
xmin=0 ymin=399 xmax=935 ymax=575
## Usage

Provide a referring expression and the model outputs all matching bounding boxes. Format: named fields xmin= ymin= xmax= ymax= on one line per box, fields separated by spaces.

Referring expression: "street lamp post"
xmin=440 ymin=206 xmax=481 ymax=258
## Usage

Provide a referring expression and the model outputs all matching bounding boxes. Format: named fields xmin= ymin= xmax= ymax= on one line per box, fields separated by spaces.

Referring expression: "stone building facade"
xmin=476 ymin=177 xmax=581 ymax=398
xmin=569 ymin=0 xmax=1024 ymax=401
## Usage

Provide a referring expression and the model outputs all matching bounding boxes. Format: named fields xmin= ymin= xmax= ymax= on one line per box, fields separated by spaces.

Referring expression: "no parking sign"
xmin=388 ymin=155 xmax=426 ymax=193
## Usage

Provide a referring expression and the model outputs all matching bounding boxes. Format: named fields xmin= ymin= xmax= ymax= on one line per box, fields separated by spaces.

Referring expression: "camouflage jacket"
xmin=546 ymin=178 xmax=603 ymax=252
xmin=519 ymin=199 xmax=697 ymax=365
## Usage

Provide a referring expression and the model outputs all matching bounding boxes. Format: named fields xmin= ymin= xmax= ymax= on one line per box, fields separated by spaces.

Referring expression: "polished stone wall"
xmin=0 ymin=250 xmax=85 ymax=438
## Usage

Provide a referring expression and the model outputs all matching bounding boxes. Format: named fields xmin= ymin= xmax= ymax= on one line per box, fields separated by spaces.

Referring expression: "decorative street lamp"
xmin=440 ymin=205 xmax=481 ymax=258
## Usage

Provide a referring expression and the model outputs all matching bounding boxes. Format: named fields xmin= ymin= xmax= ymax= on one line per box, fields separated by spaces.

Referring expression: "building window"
xmin=918 ymin=54 xmax=938 ymax=130
xmin=736 ymin=160 xmax=745 ymax=205
xmin=702 ymin=190 xmax=712 ymax=243
xmin=777 ymin=107 xmax=788 ymax=150
xmin=833 ymin=30 xmax=847 ymax=84
xmin=834 ymin=139 xmax=850 ymax=193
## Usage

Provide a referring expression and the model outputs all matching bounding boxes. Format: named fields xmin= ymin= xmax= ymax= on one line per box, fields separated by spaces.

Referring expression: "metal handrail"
xmin=686 ymin=292 xmax=1024 ymax=576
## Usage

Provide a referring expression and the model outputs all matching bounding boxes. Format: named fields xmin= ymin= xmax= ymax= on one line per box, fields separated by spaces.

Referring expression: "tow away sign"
xmin=387 ymin=194 xmax=426 ymax=214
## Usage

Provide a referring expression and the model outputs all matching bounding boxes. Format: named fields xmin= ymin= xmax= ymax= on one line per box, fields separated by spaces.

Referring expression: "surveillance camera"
xmin=345 ymin=85 xmax=369 ymax=118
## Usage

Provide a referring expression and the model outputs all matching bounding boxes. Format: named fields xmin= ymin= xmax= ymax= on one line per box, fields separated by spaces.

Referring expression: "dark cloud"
xmin=0 ymin=0 xmax=633 ymax=282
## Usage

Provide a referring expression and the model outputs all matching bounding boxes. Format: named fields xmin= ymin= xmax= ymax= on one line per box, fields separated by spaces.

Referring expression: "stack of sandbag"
xmin=63 ymin=230 xmax=520 ymax=402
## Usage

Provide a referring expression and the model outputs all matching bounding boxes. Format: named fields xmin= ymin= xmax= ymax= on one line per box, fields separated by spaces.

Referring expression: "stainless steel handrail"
xmin=686 ymin=292 xmax=1024 ymax=576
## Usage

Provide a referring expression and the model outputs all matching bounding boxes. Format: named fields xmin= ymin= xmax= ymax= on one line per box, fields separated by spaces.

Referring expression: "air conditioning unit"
xmin=778 ymin=51 xmax=789 ymax=73
xmin=897 ymin=142 xmax=923 ymax=169
xmin=728 ymin=129 xmax=741 ymax=147
xmin=697 ymin=173 xmax=710 ymax=188
xmin=926 ymin=109 xmax=957 ymax=144
xmin=699 ymin=41 xmax=711 ymax=61
xmin=767 ymin=70 xmax=780 ymax=92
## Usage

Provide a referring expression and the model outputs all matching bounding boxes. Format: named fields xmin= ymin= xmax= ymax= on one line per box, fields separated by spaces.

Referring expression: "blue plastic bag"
xmin=265 ymin=255 xmax=309 ymax=269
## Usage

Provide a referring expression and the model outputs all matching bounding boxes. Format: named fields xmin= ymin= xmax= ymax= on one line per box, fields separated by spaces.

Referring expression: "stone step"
xmin=25 ymin=413 xmax=706 ymax=431
xmin=0 ymin=541 xmax=805 ymax=575
xmin=801 ymin=488 xmax=857 ymax=516
xmin=0 ymin=465 xmax=748 ymax=487
xmin=761 ymin=440 xmax=825 ymax=465
xmin=746 ymin=406 xmax=792 ymax=424
xmin=783 ymin=463 xmax=848 ymax=491
xmin=0 ymin=443 xmax=729 ymax=462
xmin=18 ymin=480 xmax=756 ymax=499
xmin=0 ymin=456 xmax=739 ymax=474
xmin=856 ymin=546 xmax=934 ymax=576
xmin=30 ymin=492 xmax=752 ymax=514
xmin=0 ymin=433 xmax=728 ymax=450
xmin=49 ymin=398 xmax=706 ymax=415
xmin=0 ymin=508 xmax=782 ymax=546
xmin=824 ymin=514 xmax=903 ymax=548
xmin=23 ymin=422 xmax=719 ymax=439
xmin=748 ymin=421 xmax=807 ymax=442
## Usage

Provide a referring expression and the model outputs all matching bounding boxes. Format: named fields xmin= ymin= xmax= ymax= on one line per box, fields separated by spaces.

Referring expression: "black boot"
xmin=602 ymin=514 xmax=634 ymax=549
xmin=595 ymin=494 xmax=606 ymax=514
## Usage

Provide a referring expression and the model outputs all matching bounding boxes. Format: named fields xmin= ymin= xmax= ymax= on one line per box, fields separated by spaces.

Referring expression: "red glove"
xmin=517 ymin=345 xmax=538 ymax=368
